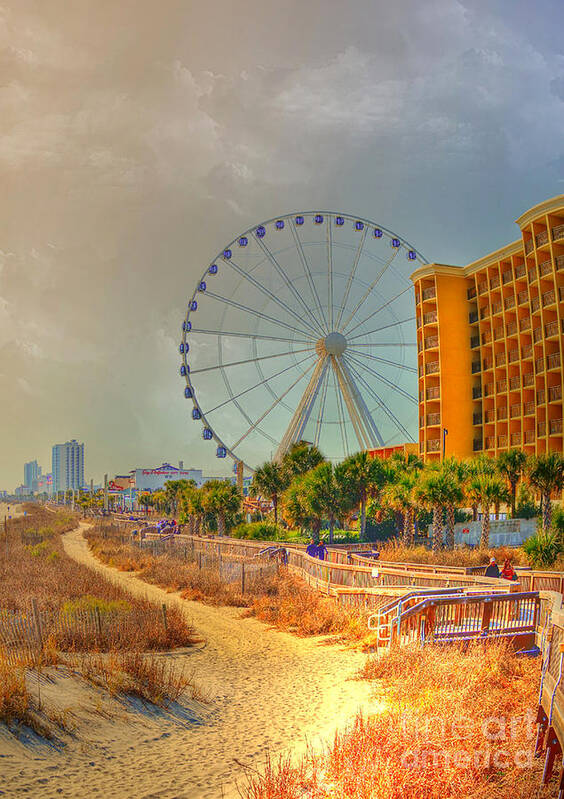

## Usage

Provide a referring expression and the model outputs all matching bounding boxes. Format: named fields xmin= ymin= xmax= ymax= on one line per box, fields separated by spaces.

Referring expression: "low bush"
xmin=523 ymin=529 xmax=563 ymax=568
xmin=232 ymin=522 xmax=282 ymax=540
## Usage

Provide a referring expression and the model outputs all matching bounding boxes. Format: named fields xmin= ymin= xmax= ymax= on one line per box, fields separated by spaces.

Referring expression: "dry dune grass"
xmin=243 ymin=642 xmax=542 ymax=799
xmin=378 ymin=539 xmax=529 ymax=568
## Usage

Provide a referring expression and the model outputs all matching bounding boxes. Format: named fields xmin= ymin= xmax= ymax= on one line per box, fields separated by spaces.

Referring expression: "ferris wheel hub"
xmin=316 ymin=331 xmax=347 ymax=357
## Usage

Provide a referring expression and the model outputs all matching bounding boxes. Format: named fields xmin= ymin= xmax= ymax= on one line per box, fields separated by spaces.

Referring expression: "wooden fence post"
xmin=31 ymin=599 xmax=43 ymax=648
xmin=161 ymin=604 xmax=168 ymax=632
xmin=94 ymin=606 xmax=102 ymax=637
xmin=241 ymin=563 xmax=245 ymax=594
xmin=198 ymin=552 xmax=202 ymax=570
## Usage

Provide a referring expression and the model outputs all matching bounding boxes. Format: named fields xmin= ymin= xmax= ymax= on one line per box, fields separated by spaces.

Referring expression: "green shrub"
xmin=522 ymin=529 xmax=563 ymax=568
xmin=231 ymin=522 xmax=282 ymax=540
xmin=515 ymin=484 xmax=539 ymax=520
xmin=62 ymin=595 xmax=132 ymax=617
xmin=26 ymin=541 xmax=52 ymax=557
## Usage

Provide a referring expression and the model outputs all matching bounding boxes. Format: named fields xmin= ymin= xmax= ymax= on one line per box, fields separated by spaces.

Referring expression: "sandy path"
xmin=2 ymin=523 xmax=377 ymax=799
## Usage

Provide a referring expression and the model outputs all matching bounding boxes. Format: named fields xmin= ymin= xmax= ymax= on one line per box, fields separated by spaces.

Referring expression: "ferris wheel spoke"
xmin=346 ymin=348 xmax=418 ymax=374
xmin=202 ymin=291 xmax=315 ymax=340
xmin=189 ymin=346 xmax=315 ymax=376
xmin=229 ymin=359 xmax=317 ymax=452
xmin=327 ymin=220 xmax=334 ymax=330
xmin=348 ymin=316 xmax=415 ymax=342
xmin=351 ymin=341 xmax=417 ymax=347
xmin=289 ymin=224 xmax=328 ymax=334
xmin=334 ymin=226 xmax=368 ymax=330
xmin=206 ymin=353 xmax=316 ymax=414
xmin=274 ymin=356 xmax=329 ymax=460
xmin=332 ymin=365 xmax=350 ymax=458
xmin=190 ymin=327 xmax=313 ymax=344
xmin=345 ymin=285 xmax=414 ymax=337
xmin=332 ymin=356 xmax=382 ymax=449
xmin=345 ymin=352 xmax=418 ymax=405
xmin=313 ymin=364 xmax=331 ymax=449
xmin=255 ymin=234 xmax=327 ymax=337
xmin=343 ymin=356 xmax=415 ymax=442
xmin=339 ymin=249 xmax=400 ymax=333
xmin=222 ymin=257 xmax=321 ymax=337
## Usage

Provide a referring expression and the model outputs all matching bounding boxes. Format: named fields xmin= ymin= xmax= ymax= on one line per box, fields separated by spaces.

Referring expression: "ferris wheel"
xmin=179 ymin=212 xmax=427 ymax=470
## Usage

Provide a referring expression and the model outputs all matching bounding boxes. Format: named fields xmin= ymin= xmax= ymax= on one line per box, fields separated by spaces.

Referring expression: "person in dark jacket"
xmin=306 ymin=538 xmax=318 ymax=557
xmin=317 ymin=540 xmax=328 ymax=561
xmin=484 ymin=557 xmax=500 ymax=578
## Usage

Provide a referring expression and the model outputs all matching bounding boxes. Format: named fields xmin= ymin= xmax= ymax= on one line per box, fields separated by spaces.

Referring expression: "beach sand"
xmin=1 ymin=522 xmax=380 ymax=798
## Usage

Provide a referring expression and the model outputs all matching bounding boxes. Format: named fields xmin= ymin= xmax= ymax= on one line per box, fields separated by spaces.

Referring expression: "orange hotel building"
xmin=411 ymin=194 xmax=564 ymax=462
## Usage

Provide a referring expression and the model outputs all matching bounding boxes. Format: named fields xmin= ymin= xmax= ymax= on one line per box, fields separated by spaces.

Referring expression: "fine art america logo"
xmin=398 ymin=709 xmax=536 ymax=770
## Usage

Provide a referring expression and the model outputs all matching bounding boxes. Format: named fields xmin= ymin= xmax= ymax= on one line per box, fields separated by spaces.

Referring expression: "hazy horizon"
xmin=2 ymin=0 xmax=564 ymax=489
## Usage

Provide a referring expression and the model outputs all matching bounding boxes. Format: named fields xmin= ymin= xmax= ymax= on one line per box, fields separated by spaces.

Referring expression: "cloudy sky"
xmin=1 ymin=0 xmax=564 ymax=489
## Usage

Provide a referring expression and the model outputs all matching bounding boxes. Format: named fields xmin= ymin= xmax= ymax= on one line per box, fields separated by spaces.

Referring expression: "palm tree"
xmin=281 ymin=474 xmax=319 ymax=534
xmin=250 ymin=461 xmax=288 ymax=525
xmin=415 ymin=471 xmax=448 ymax=553
xmin=201 ymin=480 xmax=242 ymax=536
xmin=527 ymin=453 xmax=564 ymax=532
xmin=281 ymin=442 xmax=325 ymax=480
xmin=438 ymin=460 xmax=465 ymax=549
xmin=469 ymin=475 xmax=509 ymax=548
xmin=340 ymin=451 xmax=391 ymax=540
xmin=303 ymin=462 xmax=353 ymax=544
xmin=381 ymin=472 xmax=418 ymax=545
xmin=464 ymin=455 xmax=496 ymax=520
xmin=497 ymin=449 xmax=527 ymax=518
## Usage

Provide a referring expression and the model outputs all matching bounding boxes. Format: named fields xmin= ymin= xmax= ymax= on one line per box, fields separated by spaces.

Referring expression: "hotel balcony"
xmin=524 ymin=239 xmax=534 ymax=255
xmin=536 ymin=230 xmax=549 ymax=248
xmin=477 ymin=282 xmax=488 ymax=295
xmin=522 ymin=345 xmax=533 ymax=359
xmin=423 ymin=311 xmax=438 ymax=325
xmin=469 ymin=310 xmax=479 ymax=324
xmin=552 ymin=224 xmax=564 ymax=242
xmin=473 ymin=439 xmax=483 ymax=451
xmin=538 ymin=421 xmax=547 ymax=436
xmin=531 ymin=296 xmax=540 ymax=312
xmin=496 ymin=378 xmax=507 ymax=392
xmin=556 ymin=255 xmax=564 ymax=270
xmin=533 ymin=326 xmax=543 ymax=343
xmin=502 ymin=269 xmax=513 ymax=284
xmin=538 ymin=389 xmax=546 ymax=404
xmin=495 ymin=353 xmax=506 ymax=366
xmin=509 ymin=376 xmax=520 ymax=391
xmin=484 ymin=410 xmax=495 ymax=423
xmin=510 ymin=433 xmax=522 ymax=446
xmin=422 ymin=286 xmax=437 ymax=301
xmin=542 ymin=289 xmax=556 ymax=308
xmin=539 ymin=259 xmax=553 ymax=278
xmin=467 ymin=286 xmax=477 ymax=299
xmin=493 ymin=326 xmax=504 ymax=341
xmin=472 ymin=386 xmax=482 ymax=399
xmin=424 ymin=335 xmax=439 ymax=349
xmin=548 ymin=352 xmax=561 ymax=371
xmin=426 ymin=386 xmax=440 ymax=400
xmin=524 ymin=401 xmax=535 ymax=416
xmin=550 ymin=419 xmax=563 ymax=435
xmin=473 ymin=412 xmax=483 ymax=425
xmin=523 ymin=372 xmax=534 ymax=387
xmin=492 ymin=302 xmax=503 ymax=316
xmin=515 ymin=264 xmax=526 ymax=278
xmin=470 ymin=335 xmax=480 ymax=349
xmin=425 ymin=361 xmax=440 ymax=375
xmin=490 ymin=275 xmax=500 ymax=289
xmin=545 ymin=320 xmax=561 ymax=338
xmin=427 ymin=413 xmax=441 ymax=426
xmin=520 ymin=317 xmax=531 ymax=331
xmin=427 ymin=439 xmax=441 ymax=453
xmin=518 ymin=289 xmax=529 ymax=305
xmin=485 ymin=436 xmax=496 ymax=449
xmin=549 ymin=385 xmax=563 ymax=403
xmin=528 ymin=268 xmax=537 ymax=283
xmin=497 ymin=406 xmax=508 ymax=421
xmin=472 ymin=361 xmax=482 ymax=374
xmin=497 ymin=435 xmax=508 ymax=448
xmin=510 ymin=403 xmax=520 ymax=418
xmin=508 ymin=349 xmax=519 ymax=364
xmin=524 ymin=430 xmax=535 ymax=444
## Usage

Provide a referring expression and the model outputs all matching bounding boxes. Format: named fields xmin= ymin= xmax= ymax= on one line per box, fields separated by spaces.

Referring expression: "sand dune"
xmin=1 ymin=522 xmax=379 ymax=798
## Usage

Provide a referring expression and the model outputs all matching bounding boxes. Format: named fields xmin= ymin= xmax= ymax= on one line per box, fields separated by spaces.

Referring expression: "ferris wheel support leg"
xmin=332 ymin=356 xmax=383 ymax=450
xmin=274 ymin=357 xmax=329 ymax=461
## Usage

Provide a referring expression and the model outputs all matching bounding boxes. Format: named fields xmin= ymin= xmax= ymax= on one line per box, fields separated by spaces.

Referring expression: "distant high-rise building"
xmin=23 ymin=460 xmax=41 ymax=490
xmin=52 ymin=440 xmax=85 ymax=493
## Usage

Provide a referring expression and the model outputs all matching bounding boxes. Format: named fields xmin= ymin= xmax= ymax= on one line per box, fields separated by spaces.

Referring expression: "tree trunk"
xmin=472 ymin=503 xmax=478 ymax=523
xmin=480 ymin=504 xmax=491 ymax=549
xmin=273 ymin=496 xmax=278 ymax=526
xmin=217 ymin=512 xmax=225 ymax=536
xmin=510 ymin=480 xmax=517 ymax=518
xmin=360 ymin=494 xmax=367 ymax=542
xmin=543 ymin=492 xmax=552 ymax=532
xmin=445 ymin=503 xmax=455 ymax=550
xmin=329 ymin=518 xmax=334 ymax=545
xmin=494 ymin=502 xmax=500 ymax=521
xmin=432 ymin=504 xmax=442 ymax=553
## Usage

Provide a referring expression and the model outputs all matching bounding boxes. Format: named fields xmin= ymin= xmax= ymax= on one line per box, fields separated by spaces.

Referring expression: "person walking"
xmin=317 ymin=540 xmax=328 ymax=561
xmin=484 ymin=557 xmax=500 ymax=578
xmin=306 ymin=538 xmax=318 ymax=558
